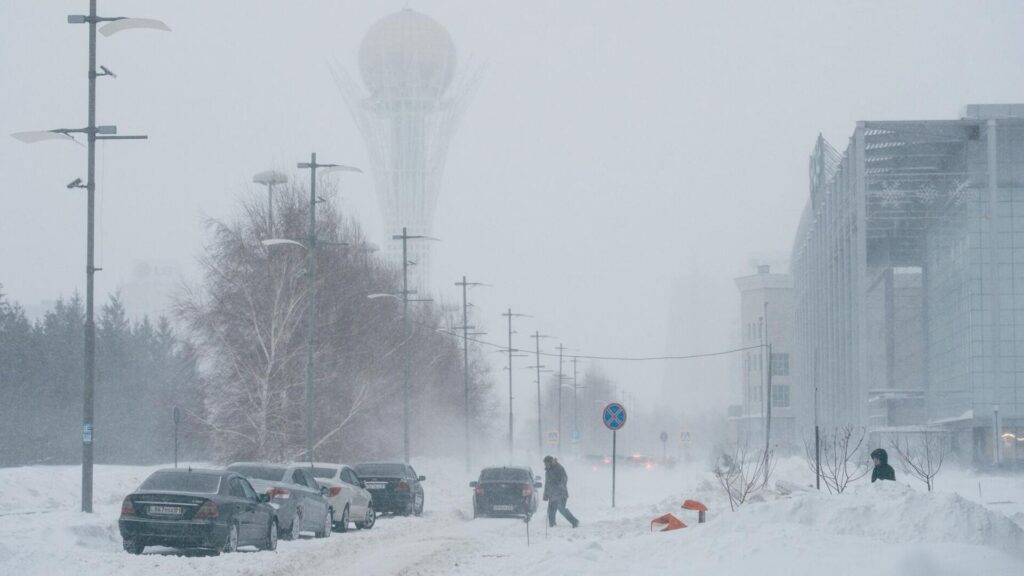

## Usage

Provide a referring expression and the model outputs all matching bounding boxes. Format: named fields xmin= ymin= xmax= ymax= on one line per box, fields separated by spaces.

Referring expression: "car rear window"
xmin=227 ymin=465 xmax=287 ymax=482
xmin=309 ymin=467 xmax=338 ymax=479
xmin=480 ymin=468 xmax=530 ymax=482
xmin=354 ymin=463 xmax=406 ymax=477
xmin=140 ymin=471 xmax=221 ymax=494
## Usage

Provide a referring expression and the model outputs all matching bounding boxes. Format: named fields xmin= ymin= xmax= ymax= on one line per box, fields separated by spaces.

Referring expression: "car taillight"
xmin=267 ymin=488 xmax=290 ymax=499
xmin=396 ymin=480 xmax=409 ymax=492
xmin=522 ymin=486 xmax=533 ymax=497
xmin=328 ymin=486 xmax=341 ymax=498
xmin=195 ymin=500 xmax=219 ymax=519
xmin=120 ymin=497 xmax=135 ymax=516
xmin=474 ymin=486 xmax=485 ymax=496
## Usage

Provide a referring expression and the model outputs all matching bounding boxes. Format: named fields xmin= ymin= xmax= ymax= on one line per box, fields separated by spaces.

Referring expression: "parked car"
xmin=306 ymin=462 xmax=376 ymax=531
xmin=226 ymin=462 xmax=332 ymax=539
xmin=470 ymin=466 xmax=541 ymax=519
xmin=353 ymin=462 xmax=425 ymax=516
xmin=119 ymin=468 xmax=278 ymax=555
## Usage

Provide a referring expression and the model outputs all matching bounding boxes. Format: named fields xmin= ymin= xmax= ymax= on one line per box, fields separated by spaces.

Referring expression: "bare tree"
xmin=889 ymin=433 xmax=948 ymax=492
xmin=714 ymin=441 xmax=776 ymax=511
xmin=803 ymin=426 xmax=869 ymax=494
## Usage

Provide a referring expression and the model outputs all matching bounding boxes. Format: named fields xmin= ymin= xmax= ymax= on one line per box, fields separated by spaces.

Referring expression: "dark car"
xmin=353 ymin=462 xmax=425 ymax=516
xmin=119 ymin=468 xmax=278 ymax=555
xmin=470 ymin=466 xmax=541 ymax=519
xmin=226 ymin=462 xmax=333 ymax=539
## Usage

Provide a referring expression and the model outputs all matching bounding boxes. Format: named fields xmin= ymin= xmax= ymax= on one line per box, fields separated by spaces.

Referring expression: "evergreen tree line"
xmin=0 ymin=289 xmax=203 ymax=466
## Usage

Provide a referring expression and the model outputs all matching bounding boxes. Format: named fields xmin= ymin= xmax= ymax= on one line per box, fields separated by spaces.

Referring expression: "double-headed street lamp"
xmin=389 ymin=229 xmax=439 ymax=463
xmin=454 ymin=277 xmax=489 ymax=471
xmin=264 ymin=153 xmax=360 ymax=464
xmin=11 ymin=1 xmax=169 ymax=514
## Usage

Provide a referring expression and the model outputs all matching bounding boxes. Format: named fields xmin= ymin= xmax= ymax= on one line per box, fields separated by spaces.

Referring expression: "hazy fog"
xmin=3 ymin=0 xmax=1023 ymax=425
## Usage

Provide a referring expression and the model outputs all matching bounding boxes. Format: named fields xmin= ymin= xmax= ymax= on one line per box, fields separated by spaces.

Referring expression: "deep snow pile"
xmin=732 ymin=480 xmax=1024 ymax=555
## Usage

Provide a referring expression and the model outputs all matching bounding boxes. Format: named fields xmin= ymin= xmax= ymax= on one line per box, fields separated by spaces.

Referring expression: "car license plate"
xmin=493 ymin=505 xmax=514 ymax=511
xmin=366 ymin=482 xmax=387 ymax=490
xmin=148 ymin=505 xmax=182 ymax=516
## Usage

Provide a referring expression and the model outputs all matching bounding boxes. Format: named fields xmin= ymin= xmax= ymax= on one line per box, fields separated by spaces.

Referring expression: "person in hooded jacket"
xmin=543 ymin=455 xmax=579 ymax=528
xmin=870 ymin=448 xmax=896 ymax=482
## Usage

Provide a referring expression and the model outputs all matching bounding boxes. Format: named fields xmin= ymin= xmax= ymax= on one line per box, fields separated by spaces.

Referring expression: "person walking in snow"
xmin=870 ymin=448 xmax=896 ymax=482
xmin=543 ymin=455 xmax=579 ymax=528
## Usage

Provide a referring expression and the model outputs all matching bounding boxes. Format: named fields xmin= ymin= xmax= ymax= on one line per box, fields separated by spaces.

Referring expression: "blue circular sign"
xmin=602 ymin=403 xmax=627 ymax=431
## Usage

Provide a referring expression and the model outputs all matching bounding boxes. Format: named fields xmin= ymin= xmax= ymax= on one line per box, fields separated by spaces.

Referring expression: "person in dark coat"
xmin=870 ymin=448 xmax=896 ymax=482
xmin=543 ymin=455 xmax=579 ymax=528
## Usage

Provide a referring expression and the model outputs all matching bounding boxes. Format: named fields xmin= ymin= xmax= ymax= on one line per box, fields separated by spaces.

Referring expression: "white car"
xmin=306 ymin=463 xmax=376 ymax=532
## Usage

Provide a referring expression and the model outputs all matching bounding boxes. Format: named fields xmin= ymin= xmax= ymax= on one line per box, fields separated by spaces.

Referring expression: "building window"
xmin=771 ymin=353 xmax=790 ymax=376
xmin=772 ymin=384 xmax=790 ymax=408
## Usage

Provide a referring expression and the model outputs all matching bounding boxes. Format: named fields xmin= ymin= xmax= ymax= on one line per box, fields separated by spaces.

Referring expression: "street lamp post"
xmin=455 ymin=276 xmax=488 ymax=472
xmin=392 ymin=228 xmax=438 ymax=463
xmin=253 ymin=170 xmax=288 ymax=236
xmin=501 ymin=309 xmax=529 ymax=459
xmin=266 ymin=154 xmax=359 ymax=464
xmin=529 ymin=331 xmax=553 ymax=455
xmin=12 ymin=1 xmax=169 ymax=513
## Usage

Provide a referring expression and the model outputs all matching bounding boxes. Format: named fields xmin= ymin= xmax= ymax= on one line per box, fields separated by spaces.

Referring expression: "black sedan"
xmin=353 ymin=462 xmax=425 ymax=516
xmin=119 ymin=468 xmax=278 ymax=554
xmin=470 ymin=466 xmax=541 ymax=519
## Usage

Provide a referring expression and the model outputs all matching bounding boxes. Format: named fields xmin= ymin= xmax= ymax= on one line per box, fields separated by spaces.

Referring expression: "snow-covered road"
xmin=2 ymin=458 xmax=1023 ymax=576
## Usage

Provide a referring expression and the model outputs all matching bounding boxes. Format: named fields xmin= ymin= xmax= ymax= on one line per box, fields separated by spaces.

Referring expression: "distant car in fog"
xmin=470 ymin=466 xmax=541 ymax=519
xmin=353 ymin=462 xmax=425 ymax=516
xmin=227 ymin=462 xmax=332 ymax=539
xmin=119 ymin=468 xmax=278 ymax=554
xmin=306 ymin=462 xmax=376 ymax=531
xmin=584 ymin=453 xmax=658 ymax=470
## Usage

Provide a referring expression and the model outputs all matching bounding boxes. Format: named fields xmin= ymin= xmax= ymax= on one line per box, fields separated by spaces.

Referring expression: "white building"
xmin=734 ymin=265 xmax=798 ymax=453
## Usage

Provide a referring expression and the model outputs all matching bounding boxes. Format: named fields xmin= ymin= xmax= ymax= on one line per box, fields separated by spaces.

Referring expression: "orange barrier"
xmin=650 ymin=513 xmax=687 ymax=532
xmin=681 ymin=499 xmax=708 ymax=523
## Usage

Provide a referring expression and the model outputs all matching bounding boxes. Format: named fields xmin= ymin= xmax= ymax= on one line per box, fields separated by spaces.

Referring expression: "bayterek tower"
xmin=341 ymin=9 xmax=474 ymax=288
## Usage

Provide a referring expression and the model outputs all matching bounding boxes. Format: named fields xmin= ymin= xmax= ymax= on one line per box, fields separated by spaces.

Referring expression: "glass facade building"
xmin=791 ymin=105 xmax=1024 ymax=465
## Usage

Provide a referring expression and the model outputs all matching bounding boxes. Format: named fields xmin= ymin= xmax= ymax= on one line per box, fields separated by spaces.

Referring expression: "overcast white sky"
xmin=3 ymin=0 xmax=1023 ymax=421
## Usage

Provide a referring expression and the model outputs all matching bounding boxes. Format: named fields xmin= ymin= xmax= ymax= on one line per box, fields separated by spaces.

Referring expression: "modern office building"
xmin=733 ymin=265 xmax=798 ymax=453
xmin=340 ymin=9 xmax=475 ymax=288
xmin=791 ymin=104 xmax=1024 ymax=465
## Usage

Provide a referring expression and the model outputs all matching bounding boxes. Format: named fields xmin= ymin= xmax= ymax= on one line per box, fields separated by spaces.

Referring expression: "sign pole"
xmin=612 ymin=430 xmax=617 ymax=508
xmin=173 ymin=406 xmax=180 ymax=469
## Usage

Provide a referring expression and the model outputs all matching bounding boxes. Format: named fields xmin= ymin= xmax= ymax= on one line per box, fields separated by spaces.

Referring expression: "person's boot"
xmin=572 ymin=519 xmax=579 ymax=528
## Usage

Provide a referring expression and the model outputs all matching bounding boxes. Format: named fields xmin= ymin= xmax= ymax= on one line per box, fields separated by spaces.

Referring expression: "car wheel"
xmin=316 ymin=509 xmax=332 ymax=538
xmin=472 ymin=500 xmax=480 ymax=519
xmin=356 ymin=503 xmax=375 ymax=530
xmin=336 ymin=506 xmax=349 ymax=533
xmin=259 ymin=520 xmax=278 ymax=552
xmin=222 ymin=523 xmax=239 ymax=554
xmin=284 ymin=509 xmax=301 ymax=540
xmin=122 ymin=539 xmax=144 ymax=555
xmin=414 ymin=495 xmax=424 ymax=517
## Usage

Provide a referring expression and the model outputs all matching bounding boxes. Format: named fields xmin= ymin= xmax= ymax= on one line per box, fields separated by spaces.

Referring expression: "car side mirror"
xmin=257 ymin=493 xmax=270 ymax=503
xmin=418 ymin=475 xmax=426 ymax=482
xmin=534 ymin=482 xmax=543 ymax=489
xmin=469 ymin=481 xmax=478 ymax=488
xmin=360 ymin=480 xmax=367 ymax=488
xmin=320 ymin=486 xmax=329 ymax=495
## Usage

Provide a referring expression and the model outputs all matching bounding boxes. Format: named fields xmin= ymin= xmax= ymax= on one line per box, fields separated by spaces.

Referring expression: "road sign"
xmin=680 ymin=431 xmax=692 ymax=444
xmin=602 ymin=403 xmax=627 ymax=431
xmin=545 ymin=430 xmax=559 ymax=445
xmin=82 ymin=423 xmax=93 ymax=444
xmin=660 ymin=431 xmax=668 ymax=443
xmin=571 ymin=430 xmax=581 ymax=444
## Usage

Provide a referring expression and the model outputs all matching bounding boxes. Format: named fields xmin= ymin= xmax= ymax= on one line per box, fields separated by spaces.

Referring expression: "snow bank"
xmin=727 ymin=480 xmax=1024 ymax=556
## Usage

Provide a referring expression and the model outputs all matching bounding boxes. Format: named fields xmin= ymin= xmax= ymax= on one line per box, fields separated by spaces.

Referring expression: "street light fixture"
xmin=253 ymin=170 xmax=288 ymax=236
xmin=11 ymin=0 xmax=169 ymax=514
